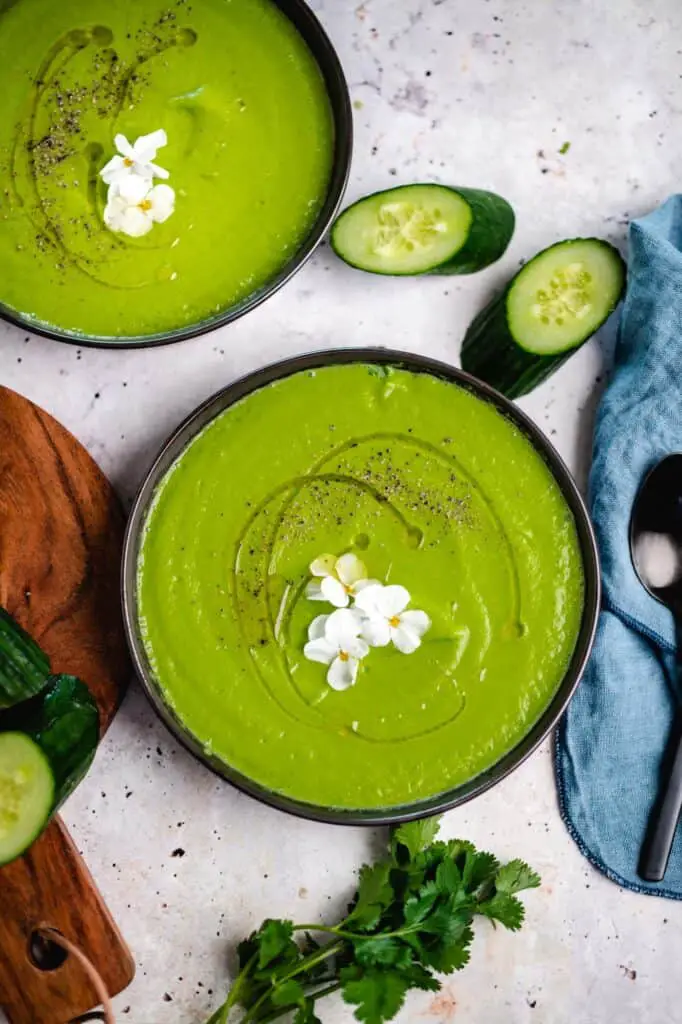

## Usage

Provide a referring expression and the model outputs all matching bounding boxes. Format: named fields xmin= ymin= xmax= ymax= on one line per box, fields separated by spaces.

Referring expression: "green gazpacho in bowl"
xmin=0 ymin=0 xmax=340 ymax=342
xmin=131 ymin=358 xmax=588 ymax=815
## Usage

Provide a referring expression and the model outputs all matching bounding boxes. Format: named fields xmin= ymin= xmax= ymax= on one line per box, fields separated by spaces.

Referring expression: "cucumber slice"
xmin=0 ymin=674 xmax=99 ymax=864
xmin=330 ymin=184 xmax=515 ymax=276
xmin=461 ymin=238 xmax=625 ymax=398
xmin=0 ymin=732 xmax=54 ymax=866
xmin=0 ymin=607 xmax=51 ymax=709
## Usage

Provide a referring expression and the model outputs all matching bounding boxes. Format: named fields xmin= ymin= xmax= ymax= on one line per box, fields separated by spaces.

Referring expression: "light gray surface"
xmin=1 ymin=0 xmax=681 ymax=1021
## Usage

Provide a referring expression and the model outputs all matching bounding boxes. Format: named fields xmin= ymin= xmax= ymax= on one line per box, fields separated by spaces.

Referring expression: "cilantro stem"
xmin=293 ymin=923 xmax=372 ymax=941
xmin=295 ymin=921 xmax=424 ymax=942
xmin=208 ymin=952 xmax=257 ymax=1024
xmin=256 ymin=984 xmax=342 ymax=1024
xmin=241 ymin=940 xmax=344 ymax=1023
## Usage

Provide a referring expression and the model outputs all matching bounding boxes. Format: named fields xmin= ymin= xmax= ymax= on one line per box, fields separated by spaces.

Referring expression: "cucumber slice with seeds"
xmin=461 ymin=237 xmax=625 ymax=398
xmin=0 ymin=674 xmax=99 ymax=865
xmin=330 ymin=184 xmax=515 ymax=276
xmin=0 ymin=732 xmax=54 ymax=866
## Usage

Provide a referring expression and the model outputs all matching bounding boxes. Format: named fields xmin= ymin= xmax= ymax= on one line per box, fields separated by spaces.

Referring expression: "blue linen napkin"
xmin=555 ymin=195 xmax=682 ymax=897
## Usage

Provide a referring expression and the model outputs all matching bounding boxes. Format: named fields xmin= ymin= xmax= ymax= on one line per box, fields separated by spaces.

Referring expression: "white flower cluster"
xmin=303 ymin=552 xmax=431 ymax=691
xmin=99 ymin=130 xmax=175 ymax=237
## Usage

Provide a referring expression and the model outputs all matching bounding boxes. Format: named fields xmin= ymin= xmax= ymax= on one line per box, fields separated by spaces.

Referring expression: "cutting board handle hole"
xmin=28 ymin=928 xmax=69 ymax=972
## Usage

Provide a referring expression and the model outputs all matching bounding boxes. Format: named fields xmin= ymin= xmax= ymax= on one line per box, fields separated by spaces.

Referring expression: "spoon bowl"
xmin=630 ymin=452 xmax=682 ymax=882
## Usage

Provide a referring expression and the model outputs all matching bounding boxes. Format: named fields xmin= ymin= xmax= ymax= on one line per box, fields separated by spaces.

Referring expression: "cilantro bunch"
xmin=206 ymin=816 xmax=540 ymax=1024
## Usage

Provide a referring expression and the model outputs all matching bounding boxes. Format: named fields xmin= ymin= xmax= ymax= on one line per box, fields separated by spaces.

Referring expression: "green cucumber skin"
xmin=1 ymin=674 xmax=99 ymax=809
xmin=431 ymin=187 xmax=515 ymax=275
xmin=460 ymin=288 xmax=572 ymax=399
xmin=330 ymin=184 xmax=515 ymax=276
xmin=461 ymin=239 xmax=626 ymax=398
xmin=0 ymin=608 xmax=51 ymax=709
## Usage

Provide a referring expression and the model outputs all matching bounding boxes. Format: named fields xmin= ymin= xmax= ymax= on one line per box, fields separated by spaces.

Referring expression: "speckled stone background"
xmin=2 ymin=0 xmax=682 ymax=1021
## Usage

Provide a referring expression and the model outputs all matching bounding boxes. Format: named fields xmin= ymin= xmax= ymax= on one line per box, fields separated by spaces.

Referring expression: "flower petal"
xmin=360 ymin=614 xmax=391 ymax=648
xmin=327 ymin=655 xmax=358 ymax=691
xmin=376 ymin=584 xmax=411 ymax=618
xmin=305 ymin=580 xmax=327 ymax=602
xmin=399 ymin=609 xmax=431 ymax=638
xmin=303 ymin=637 xmax=336 ymax=665
xmin=351 ymin=578 xmax=380 ymax=595
xmin=114 ymin=133 xmax=135 ymax=159
xmin=345 ymin=636 xmax=370 ymax=661
xmin=310 ymin=554 xmax=337 ymax=578
xmin=353 ymin=583 xmax=385 ymax=616
xmin=148 ymin=183 xmax=175 ymax=222
xmin=335 ymin=552 xmax=366 ymax=587
xmin=116 ymin=173 xmax=152 ymax=203
xmin=133 ymin=128 xmax=167 ymax=158
xmin=320 ymin=575 xmax=349 ymax=608
xmin=121 ymin=205 xmax=153 ymax=237
xmin=307 ymin=614 xmax=329 ymax=642
xmin=391 ymin=622 xmax=422 ymax=655
xmin=100 ymin=155 xmax=127 ymax=184
xmin=146 ymin=160 xmax=170 ymax=180
xmin=324 ymin=607 xmax=362 ymax=647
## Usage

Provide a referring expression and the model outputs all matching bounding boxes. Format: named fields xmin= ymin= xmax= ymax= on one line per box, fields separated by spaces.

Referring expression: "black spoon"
xmin=630 ymin=453 xmax=682 ymax=882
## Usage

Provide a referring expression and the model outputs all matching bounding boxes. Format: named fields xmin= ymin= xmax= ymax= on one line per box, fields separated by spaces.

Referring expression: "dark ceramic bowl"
xmin=122 ymin=349 xmax=601 ymax=825
xmin=0 ymin=0 xmax=352 ymax=349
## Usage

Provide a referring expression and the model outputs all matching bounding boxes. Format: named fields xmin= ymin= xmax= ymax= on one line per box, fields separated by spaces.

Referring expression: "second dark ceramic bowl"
xmin=0 ymin=0 xmax=352 ymax=349
xmin=121 ymin=349 xmax=601 ymax=825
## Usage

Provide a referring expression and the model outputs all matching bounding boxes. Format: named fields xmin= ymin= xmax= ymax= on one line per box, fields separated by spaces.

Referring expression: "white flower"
xmin=303 ymin=608 xmax=369 ymax=690
xmin=103 ymin=180 xmax=175 ymax=238
xmin=354 ymin=583 xmax=431 ymax=654
xmin=100 ymin=130 xmax=170 ymax=193
xmin=306 ymin=552 xmax=379 ymax=609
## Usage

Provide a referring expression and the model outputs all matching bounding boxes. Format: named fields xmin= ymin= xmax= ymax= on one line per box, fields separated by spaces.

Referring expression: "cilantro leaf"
xmin=422 ymin=926 xmax=474 ymax=974
xmin=348 ymin=861 xmax=394 ymax=930
xmin=392 ymin=817 xmax=441 ymax=860
xmin=353 ymin=937 xmax=413 ymax=969
xmin=254 ymin=919 xmax=295 ymax=968
xmin=398 ymin=962 xmax=441 ymax=992
xmin=461 ymin=850 xmax=499 ymax=891
xmin=434 ymin=857 xmax=460 ymax=893
xmin=342 ymin=968 xmax=409 ymax=1024
xmin=480 ymin=893 xmax=525 ymax=931
xmin=271 ymin=979 xmax=305 ymax=1007
xmin=403 ymin=889 xmax=439 ymax=927
xmin=494 ymin=860 xmax=541 ymax=895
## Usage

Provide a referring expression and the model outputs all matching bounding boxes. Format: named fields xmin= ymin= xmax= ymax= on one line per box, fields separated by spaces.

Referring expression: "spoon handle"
xmin=639 ymin=720 xmax=682 ymax=882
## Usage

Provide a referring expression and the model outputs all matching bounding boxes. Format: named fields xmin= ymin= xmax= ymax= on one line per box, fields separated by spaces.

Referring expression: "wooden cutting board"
xmin=0 ymin=385 xmax=135 ymax=1024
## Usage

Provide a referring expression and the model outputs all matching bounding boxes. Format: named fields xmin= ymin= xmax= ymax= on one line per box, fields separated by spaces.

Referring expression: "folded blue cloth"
xmin=555 ymin=195 xmax=682 ymax=897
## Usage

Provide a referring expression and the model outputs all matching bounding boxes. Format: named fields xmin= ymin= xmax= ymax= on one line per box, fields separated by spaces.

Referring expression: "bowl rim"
xmin=0 ymin=0 xmax=352 ymax=349
xmin=121 ymin=347 xmax=601 ymax=825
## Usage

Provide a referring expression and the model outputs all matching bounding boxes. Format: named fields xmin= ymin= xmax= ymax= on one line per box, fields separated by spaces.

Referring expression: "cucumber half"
xmin=0 ymin=732 xmax=54 ymax=866
xmin=461 ymin=238 xmax=625 ymax=398
xmin=0 ymin=674 xmax=99 ymax=865
xmin=330 ymin=184 xmax=515 ymax=276
xmin=0 ymin=607 xmax=51 ymax=709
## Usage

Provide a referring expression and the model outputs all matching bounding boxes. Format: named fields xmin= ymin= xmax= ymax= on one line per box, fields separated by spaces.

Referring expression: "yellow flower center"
xmin=339 ymin=651 xmax=349 ymax=662
xmin=389 ymin=615 xmax=401 ymax=628
xmin=138 ymin=199 xmax=153 ymax=212
xmin=123 ymin=157 xmax=134 ymax=167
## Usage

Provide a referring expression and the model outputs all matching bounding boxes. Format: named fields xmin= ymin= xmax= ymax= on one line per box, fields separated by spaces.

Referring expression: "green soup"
xmin=0 ymin=0 xmax=333 ymax=338
xmin=137 ymin=364 xmax=585 ymax=810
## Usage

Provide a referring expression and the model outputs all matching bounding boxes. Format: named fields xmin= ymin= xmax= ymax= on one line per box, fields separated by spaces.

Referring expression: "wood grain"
xmin=0 ymin=385 xmax=135 ymax=1024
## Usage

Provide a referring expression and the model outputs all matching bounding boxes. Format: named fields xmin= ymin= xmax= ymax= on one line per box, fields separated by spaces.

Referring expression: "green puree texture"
xmin=0 ymin=0 xmax=333 ymax=338
xmin=138 ymin=365 xmax=585 ymax=810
